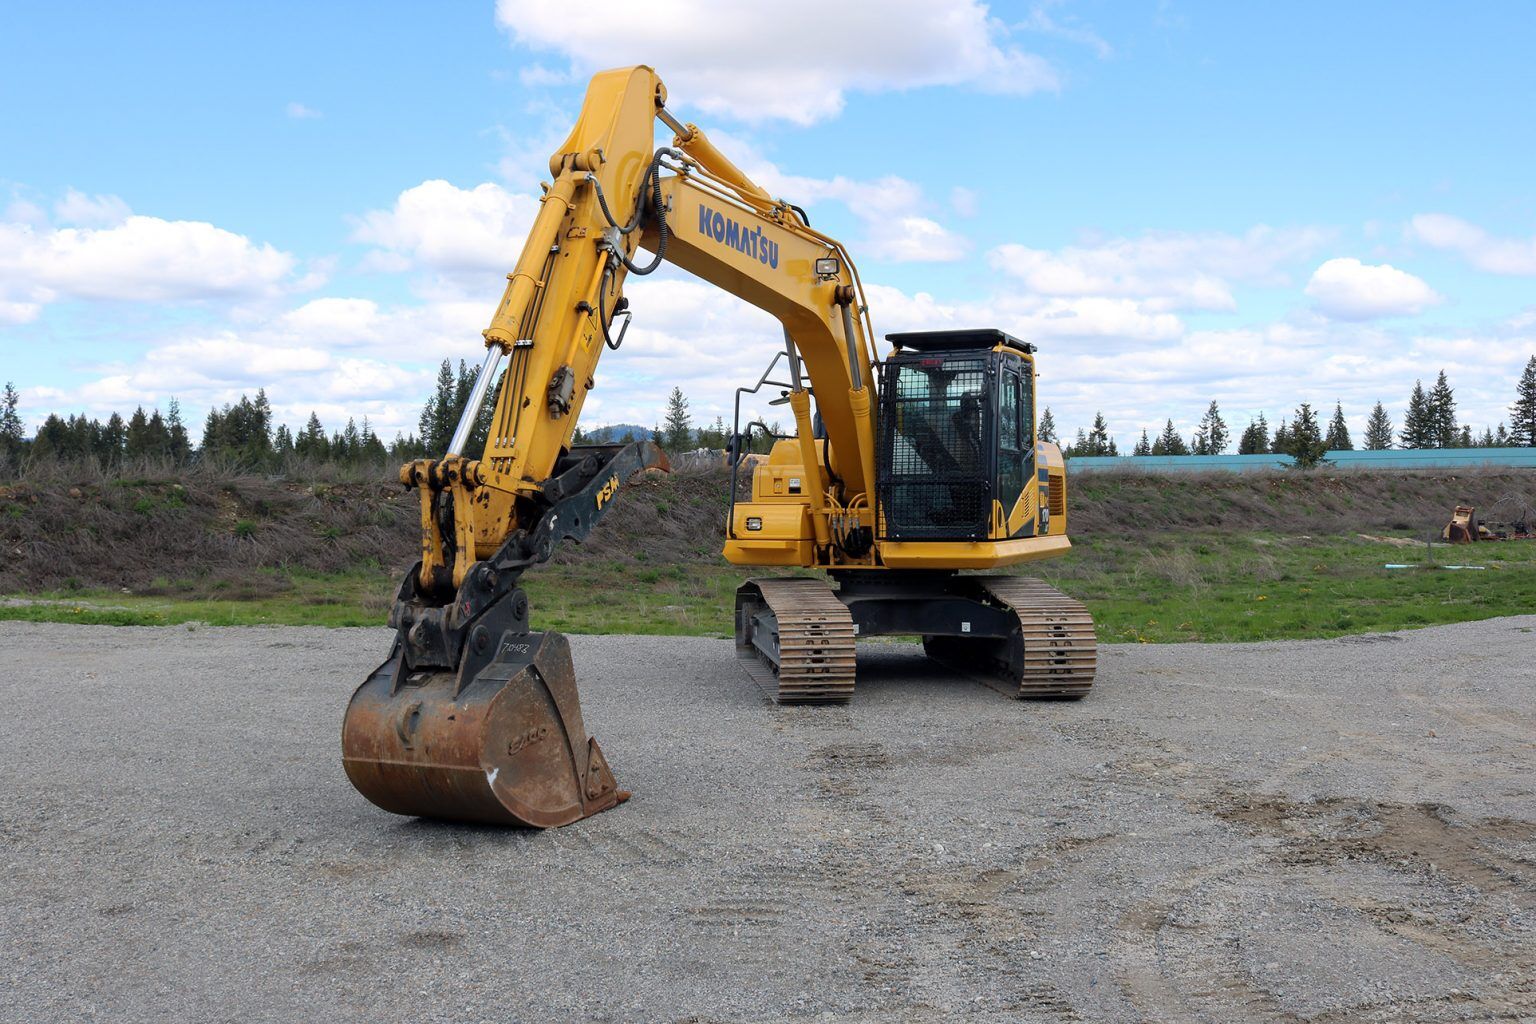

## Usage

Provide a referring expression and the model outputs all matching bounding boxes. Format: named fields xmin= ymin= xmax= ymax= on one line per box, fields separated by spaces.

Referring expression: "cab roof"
xmin=885 ymin=329 xmax=1036 ymax=355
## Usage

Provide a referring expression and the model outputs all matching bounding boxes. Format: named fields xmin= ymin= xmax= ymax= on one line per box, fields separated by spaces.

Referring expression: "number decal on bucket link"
xmin=594 ymin=474 xmax=621 ymax=510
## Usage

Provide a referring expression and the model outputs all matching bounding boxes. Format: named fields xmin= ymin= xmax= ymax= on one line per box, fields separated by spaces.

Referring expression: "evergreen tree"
xmin=1237 ymin=413 xmax=1270 ymax=455
xmin=1478 ymin=427 xmax=1495 ymax=448
xmin=1037 ymin=407 xmax=1057 ymax=444
xmin=663 ymin=387 xmax=692 ymax=450
xmin=1427 ymin=370 xmax=1457 ymax=448
xmin=1510 ymin=355 xmax=1536 ymax=446
xmin=99 ymin=411 xmax=126 ymax=463
xmin=695 ymin=415 xmax=727 ymax=450
xmin=251 ymin=388 xmax=274 ymax=459
xmin=453 ymin=359 xmax=476 ymax=417
xmin=125 ymin=407 xmax=151 ymax=458
xmin=1287 ymin=403 xmax=1328 ymax=469
xmin=420 ymin=359 xmax=457 ymax=455
xmin=1132 ymin=429 xmax=1152 ymax=456
xmin=1399 ymin=380 xmax=1432 ymax=449
xmin=32 ymin=414 xmax=69 ymax=460
xmin=1151 ymin=419 xmax=1189 ymax=456
xmin=359 ymin=418 xmax=387 ymax=462
xmin=166 ymin=398 xmax=190 ymax=461
xmin=273 ymin=424 xmax=295 ymax=457
xmin=1270 ymin=418 xmax=1291 ymax=455
xmin=296 ymin=412 xmax=329 ymax=460
xmin=1363 ymin=402 xmax=1393 ymax=450
xmin=145 ymin=410 xmax=170 ymax=458
xmin=1066 ymin=427 xmax=1088 ymax=457
xmin=1495 ymin=422 xmax=1511 ymax=446
xmin=201 ymin=407 xmax=225 ymax=454
xmin=1 ymin=382 xmax=25 ymax=463
xmin=1324 ymin=402 xmax=1353 ymax=451
xmin=1083 ymin=412 xmax=1116 ymax=456
xmin=340 ymin=418 xmax=363 ymax=462
xmin=1194 ymin=401 xmax=1229 ymax=454
xmin=390 ymin=432 xmax=426 ymax=459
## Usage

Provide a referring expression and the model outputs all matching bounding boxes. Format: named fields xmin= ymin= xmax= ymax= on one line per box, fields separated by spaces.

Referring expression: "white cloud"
xmin=864 ymin=282 xmax=1183 ymax=347
xmin=0 ymin=299 xmax=41 ymax=325
xmin=950 ymin=186 xmax=980 ymax=219
xmin=16 ymin=258 xmax=1532 ymax=455
xmin=286 ymin=101 xmax=323 ymax=120
xmin=24 ymin=298 xmax=487 ymax=438
xmin=699 ymin=132 xmax=969 ymax=262
xmin=4 ymin=198 xmax=47 ymax=227
xmin=54 ymin=189 xmax=132 ymax=227
xmin=1014 ymin=2 xmax=1112 ymax=58
xmin=1408 ymin=213 xmax=1536 ymax=275
xmin=988 ymin=225 xmax=1330 ymax=312
xmin=1305 ymin=257 xmax=1441 ymax=320
xmin=352 ymin=180 xmax=540 ymax=277
xmin=0 ymin=205 xmax=300 ymax=315
xmin=495 ymin=0 xmax=1058 ymax=125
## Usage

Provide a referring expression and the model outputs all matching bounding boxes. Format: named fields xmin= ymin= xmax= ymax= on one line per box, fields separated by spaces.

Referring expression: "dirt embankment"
xmin=2 ymin=462 xmax=1529 ymax=594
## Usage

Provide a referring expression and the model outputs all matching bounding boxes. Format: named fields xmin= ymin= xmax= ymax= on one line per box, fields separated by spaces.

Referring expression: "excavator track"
xmin=923 ymin=576 xmax=1097 ymax=699
xmin=735 ymin=578 xmax=858 ymax=704
xmin=977 ymin=576 xmax=1097 ymax=698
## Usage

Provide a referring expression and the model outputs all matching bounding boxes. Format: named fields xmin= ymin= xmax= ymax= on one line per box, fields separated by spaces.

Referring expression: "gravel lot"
xmin=2 ymin=617 xmax=1534 ymax=1023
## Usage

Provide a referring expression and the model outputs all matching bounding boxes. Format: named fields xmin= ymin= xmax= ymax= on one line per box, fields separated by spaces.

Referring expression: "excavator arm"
xmin=343 ymin=65 xmax=886 ymax=827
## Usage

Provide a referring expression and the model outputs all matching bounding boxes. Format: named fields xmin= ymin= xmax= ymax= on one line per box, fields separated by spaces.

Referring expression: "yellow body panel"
xmin=879 ymin=535 xmax=1073 ymax=569
xmin=722 ymin=503 xmax=813 ymax=565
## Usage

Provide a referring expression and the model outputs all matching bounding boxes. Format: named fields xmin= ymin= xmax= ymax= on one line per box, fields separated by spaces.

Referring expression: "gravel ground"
xmin=2 ymin=617 xmax=1534 ymax=1023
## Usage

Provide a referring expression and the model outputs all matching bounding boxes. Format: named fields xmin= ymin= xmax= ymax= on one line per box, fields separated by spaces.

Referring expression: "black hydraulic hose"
xmin=789 ymin=203 xmax=811 ymax=226
xmin=589 ymin=171 xmax=644 ymax=235
xmin=614 ymin=158 xmax=668 ymax=276
xmin=597 ymin=265 xmax=629 ymax=350
xmin=588 ymin=148 xmax=678 ymax=277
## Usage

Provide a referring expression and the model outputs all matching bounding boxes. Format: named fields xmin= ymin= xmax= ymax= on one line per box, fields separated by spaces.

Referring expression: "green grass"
xmin=1036 ymin=531 xmax=1536 ymax=643
xmin=0 ymin=568 xmax=394 ymax=628
xmin=3 ymin=532 xmax=1533 ymax=641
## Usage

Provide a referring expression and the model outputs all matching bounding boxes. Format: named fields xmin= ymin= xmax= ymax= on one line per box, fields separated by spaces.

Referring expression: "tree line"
xmin=1044 ymin=357 xmax=1536 ymax=465
xmin=0 ymin=364 xmax=758 ymax=471
xmin=6 ymin=355 xmax=1533 ymax=472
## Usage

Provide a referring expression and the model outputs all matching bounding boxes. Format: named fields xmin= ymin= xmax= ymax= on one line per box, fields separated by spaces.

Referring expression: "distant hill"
xmin=581 ymin=423 xmax=651 ymax=443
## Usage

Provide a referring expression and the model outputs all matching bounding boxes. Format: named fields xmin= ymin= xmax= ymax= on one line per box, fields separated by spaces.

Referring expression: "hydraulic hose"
xmin=588 ymin=148 xmax=679 ymax=277
xmin=597 ymin=266 xmax=630 ymax=350
xmin=615 ymin=166 xmax=667 ymax=276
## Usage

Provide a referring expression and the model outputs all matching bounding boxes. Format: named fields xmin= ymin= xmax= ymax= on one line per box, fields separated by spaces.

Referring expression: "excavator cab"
xmin=878 ymin=330 xmax=1037 ymax=542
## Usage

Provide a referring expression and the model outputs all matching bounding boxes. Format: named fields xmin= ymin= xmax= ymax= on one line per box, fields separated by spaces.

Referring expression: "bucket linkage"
xmin=342 ymin=441 xmax=666 ymax=827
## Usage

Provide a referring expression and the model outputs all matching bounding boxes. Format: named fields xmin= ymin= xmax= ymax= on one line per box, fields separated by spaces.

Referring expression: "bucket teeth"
xmin=342 ymin=630 xmax=626 ymax=828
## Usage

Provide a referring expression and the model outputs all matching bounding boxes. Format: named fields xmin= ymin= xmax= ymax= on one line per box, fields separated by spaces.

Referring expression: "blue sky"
xmin=3 ymin=1 xmax=1534 ymax=446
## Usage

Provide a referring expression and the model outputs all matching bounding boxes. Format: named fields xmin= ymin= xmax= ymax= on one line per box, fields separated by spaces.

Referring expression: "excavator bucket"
xmin=342 ymin=631 xmax=626 ymax=828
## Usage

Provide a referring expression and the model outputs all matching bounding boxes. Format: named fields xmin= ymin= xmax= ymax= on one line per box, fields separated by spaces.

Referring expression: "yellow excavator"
xmin=342 ymin=65 xmax=1096 ymax=828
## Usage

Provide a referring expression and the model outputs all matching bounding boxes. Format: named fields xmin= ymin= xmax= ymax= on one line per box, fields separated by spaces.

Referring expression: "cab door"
xmin=995 ymin=358 xmax=1036 ymax=536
